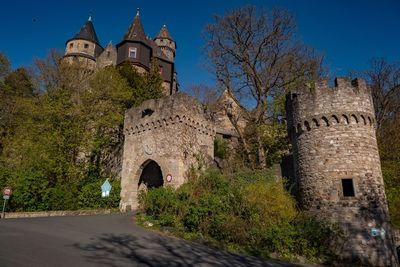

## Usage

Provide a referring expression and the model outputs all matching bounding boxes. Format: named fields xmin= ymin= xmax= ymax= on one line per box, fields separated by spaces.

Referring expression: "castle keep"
xmin=286 ymin=78 xmax=398 ymax=266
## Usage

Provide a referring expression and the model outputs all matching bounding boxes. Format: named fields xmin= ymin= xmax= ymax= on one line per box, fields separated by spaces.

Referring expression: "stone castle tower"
xmin=286 ymin=77 xmax=398 ymax=266
xmin=63 ymin=10 xmax=178 ymax=95
xmin=63 ymin=16 xmax=104 ymax=69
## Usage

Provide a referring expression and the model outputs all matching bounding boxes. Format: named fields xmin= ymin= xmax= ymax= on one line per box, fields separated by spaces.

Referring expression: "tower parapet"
xmin=286 ymin=77 xmax=398 ymax=266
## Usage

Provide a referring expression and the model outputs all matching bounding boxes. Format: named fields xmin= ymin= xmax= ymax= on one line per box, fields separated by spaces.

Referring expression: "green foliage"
xmin=214 ymin=138 xmax=229 ymax=159
xmin=244 ymin=121 xmax=289 ymax=168
xmin=139 ymin=168 xmax=343 ymax=263
xmin=6 ymin=169 xmax=49 ymax=211
xmin=118 ymin=61 xmax=163 ymax=108
xmin=0 ymin=51 xmax=162 ymax=212
xmin=78 ymin=178 xmax=121 ymax=209
xmin=0 ymin=52 xmax=11 ymax=79
xmin=378 ymin=118 xmax=400 ymax=228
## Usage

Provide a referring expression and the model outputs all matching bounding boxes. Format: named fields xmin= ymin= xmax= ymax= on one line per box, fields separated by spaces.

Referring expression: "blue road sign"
xmin=101 ymin=179 xmax=112 ymax=197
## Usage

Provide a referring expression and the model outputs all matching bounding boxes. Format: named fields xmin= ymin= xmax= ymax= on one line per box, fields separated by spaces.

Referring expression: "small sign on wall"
xmin=371 ymin=228 xmax=386 ymax=238
xmin=166 ymin=174 xmax=173 ymax=182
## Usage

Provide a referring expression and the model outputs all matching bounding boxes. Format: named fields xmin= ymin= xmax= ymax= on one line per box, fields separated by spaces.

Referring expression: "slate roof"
xmin=69 ymin=17 xmax=101 ymax=45
xmin=156 ymin=25 xmax=174 ymax=41
xmin=122 ymin=12 xmax=147 ymax=43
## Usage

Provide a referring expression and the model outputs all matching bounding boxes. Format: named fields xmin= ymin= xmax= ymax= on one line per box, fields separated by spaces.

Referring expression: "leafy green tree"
xmin=118 ymin=61 xmax=163 ymax=108
xmin=0 ymin=52 xmax=11 ymax=81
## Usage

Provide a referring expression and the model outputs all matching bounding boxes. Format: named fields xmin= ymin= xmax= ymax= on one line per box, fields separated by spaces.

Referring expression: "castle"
xmin=63 ymin=9 xmax=177 ymax=95
xmin=63 ymin=11 xmax=398 ymax=266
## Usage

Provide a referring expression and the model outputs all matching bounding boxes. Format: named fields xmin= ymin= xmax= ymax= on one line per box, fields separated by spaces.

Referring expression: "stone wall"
xmin=97 ymin=43 xmax=117 ymax=68
xmin=120 ymin=93 xmax=215 ymax=211
xmin=286 ymin=77 xmax=398 ymax=266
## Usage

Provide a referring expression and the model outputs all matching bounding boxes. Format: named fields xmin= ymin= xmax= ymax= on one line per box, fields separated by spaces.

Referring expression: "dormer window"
xmin=129 ymin=47 xmax=137 ymax=59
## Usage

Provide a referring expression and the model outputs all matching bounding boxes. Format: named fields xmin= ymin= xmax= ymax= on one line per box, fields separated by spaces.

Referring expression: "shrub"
xmin=77 ymin=178 xmax=120 ymax=209
xmin=7 ymin=169 xmax=50 ymax=211
xmin=214 ymin=138 xmax=229 ymax=159
xmin=138 ymin=168 xmax=342 ymax=263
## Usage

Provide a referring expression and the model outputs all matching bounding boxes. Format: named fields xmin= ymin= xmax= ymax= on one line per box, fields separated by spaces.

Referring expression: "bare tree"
xmin=365 ymin=58 xmax=400 ymax=129
xmin=204 ymin=6 xmax=322 ymax=168
xmin=187 ymin=83 xmax=219 ymax=107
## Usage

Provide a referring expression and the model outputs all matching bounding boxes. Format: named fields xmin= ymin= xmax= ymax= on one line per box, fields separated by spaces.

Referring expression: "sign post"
xmin=2 ymin=187 xmax=12 ymax=219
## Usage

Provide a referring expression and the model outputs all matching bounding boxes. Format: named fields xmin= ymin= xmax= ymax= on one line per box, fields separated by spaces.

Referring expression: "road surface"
xmin=0 ymin=212 xmax=303 ymax=267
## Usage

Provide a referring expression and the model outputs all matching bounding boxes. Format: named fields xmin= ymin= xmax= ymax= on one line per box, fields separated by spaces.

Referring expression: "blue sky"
xmin=0 ymin=0 xmax=399 ymax=92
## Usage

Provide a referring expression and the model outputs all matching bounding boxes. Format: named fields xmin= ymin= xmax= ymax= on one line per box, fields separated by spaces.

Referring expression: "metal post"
xmin=1 ymin=199 xmax=6 ymax=219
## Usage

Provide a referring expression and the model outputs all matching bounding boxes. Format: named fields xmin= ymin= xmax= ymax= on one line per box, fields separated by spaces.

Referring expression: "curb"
xmin=2 ymin=209 xmax=119 ymax=219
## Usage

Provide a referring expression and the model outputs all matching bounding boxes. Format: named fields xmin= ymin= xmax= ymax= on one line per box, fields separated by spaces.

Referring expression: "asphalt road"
xmin=0 ymin=213 xmax=303 ymax=267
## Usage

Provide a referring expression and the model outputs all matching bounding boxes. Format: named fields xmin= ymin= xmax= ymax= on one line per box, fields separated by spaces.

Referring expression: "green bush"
xmin=7 ymin=169 xmax=50 ymax=211
xmin=214 ymin=138 xmax=229 ymax=159
xmin=44 ymin=185 xmax=78 ymax=210
xmin=77 ymin=178 xmax=120 ymax=209
xmin=138 ymin=168 xmax=342 ymax=263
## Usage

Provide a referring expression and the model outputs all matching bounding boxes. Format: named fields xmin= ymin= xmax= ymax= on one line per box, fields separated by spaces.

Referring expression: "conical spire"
xmin=122 ymin=8 xmax=147 ymax=42
xmin=156 ymin=24 xmax=173 ymax=40
xmin=71 ymin=17 xmax=100 ymax=44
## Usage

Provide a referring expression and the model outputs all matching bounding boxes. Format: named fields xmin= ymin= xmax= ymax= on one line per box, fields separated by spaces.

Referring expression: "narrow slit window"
xmin=342 ymin=178 xmax=355 ymax=197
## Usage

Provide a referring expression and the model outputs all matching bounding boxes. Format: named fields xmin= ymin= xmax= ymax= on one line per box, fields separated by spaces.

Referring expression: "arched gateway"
xmin=120 ymin=93 xmax=215 ymax=211
xmin=138 ymin=160 xmax=163 ymax=189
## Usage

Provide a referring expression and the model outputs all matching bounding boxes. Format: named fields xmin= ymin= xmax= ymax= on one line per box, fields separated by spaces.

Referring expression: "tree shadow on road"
xmin=73 ymin=233 xmax=301 ymax=267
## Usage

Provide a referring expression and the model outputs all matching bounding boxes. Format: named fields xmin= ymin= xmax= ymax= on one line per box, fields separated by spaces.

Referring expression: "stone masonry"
xmin=120 ymin=93 xmax=215 ymax=211
xmin=286 ymin=77 xmax=398 ymax=266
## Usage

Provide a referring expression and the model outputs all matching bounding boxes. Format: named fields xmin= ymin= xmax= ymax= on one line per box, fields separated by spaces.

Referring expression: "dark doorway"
xmin=138 ymin=160 xmax=163 ymax=188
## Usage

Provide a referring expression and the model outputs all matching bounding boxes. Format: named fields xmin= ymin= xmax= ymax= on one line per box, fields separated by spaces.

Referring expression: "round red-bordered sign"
xmin=166 ymin=174 xmax=173 ymax=182
xmin=3 ymin=187 xmax=12 ymax=196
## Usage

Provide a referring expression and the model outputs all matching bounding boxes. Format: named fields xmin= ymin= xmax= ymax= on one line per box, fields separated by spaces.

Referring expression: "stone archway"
xmin=138 ymin=160 xmax=164 ymax=189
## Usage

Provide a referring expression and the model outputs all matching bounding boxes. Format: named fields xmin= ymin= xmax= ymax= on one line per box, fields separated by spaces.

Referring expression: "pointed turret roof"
xmin=156 ymin=25 xmax=174 ymax=41
xmin=69 ymin=16 xmax=100 ymax=45
xmin=122 ymin=8 xmax=147 ymax=43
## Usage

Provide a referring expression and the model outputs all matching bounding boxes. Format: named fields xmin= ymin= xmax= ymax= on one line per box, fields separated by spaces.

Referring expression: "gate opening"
xmin=138 ymin=160 xmax=163 ymax=189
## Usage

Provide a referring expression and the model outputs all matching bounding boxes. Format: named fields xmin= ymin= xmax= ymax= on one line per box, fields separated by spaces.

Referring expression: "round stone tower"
xmin=63 ymin=16 xmax=103 ymax=69
xmin=286 ymin=77 xmax=398 ymax=266
xmin=154 ymin=24 xmax=176 ymax=62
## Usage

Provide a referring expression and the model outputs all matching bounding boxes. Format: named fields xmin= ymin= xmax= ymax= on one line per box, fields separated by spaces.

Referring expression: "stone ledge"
xmin=2 ymin=209 xmax=118 ymax=219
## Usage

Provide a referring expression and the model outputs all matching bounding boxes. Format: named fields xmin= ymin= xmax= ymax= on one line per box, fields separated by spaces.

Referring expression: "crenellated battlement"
xmin=124 ymin=92 xmax=215 ymax=137
xmin=294 ymin=77 xmax=369 ymax=96
xmin=286 ymin=77 xmax=375 ymax=126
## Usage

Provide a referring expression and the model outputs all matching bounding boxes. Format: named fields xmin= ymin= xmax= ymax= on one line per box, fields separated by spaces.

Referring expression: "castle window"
xmin=141 ymin=109 xmax=154 ymax=118
xmin=69 ymin=43 xmax=74 ymax=48
xmin=159 ymin=65 xmax=163 ymax=75
xmin=129 ymin=47 xmax=137 ymax=59
xmin=342 ymin=178 xmax=355 ymax=197
xmin=84 ymin=43 xmax=89 ymax=49
xmin=107 ymin=51 xmax=111 ymax=58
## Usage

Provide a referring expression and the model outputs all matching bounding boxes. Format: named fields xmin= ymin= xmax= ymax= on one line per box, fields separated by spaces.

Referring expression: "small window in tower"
xmin=69 ymin=43 xmax=74 ymax=48
xmin=342 ymin=178 xmax=355 ymax=197
xmin=84 ymin=43 xmax=89 ymax=49
xmin=129 ymin=47 xmax=137 ymax=59
xmin=107 ymin=51 xmax=111 ymax=58
xmin=159 ymin=65 xmax=163 ymax=75
xmin=141 ymin=109 xmax=154 ymax=118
